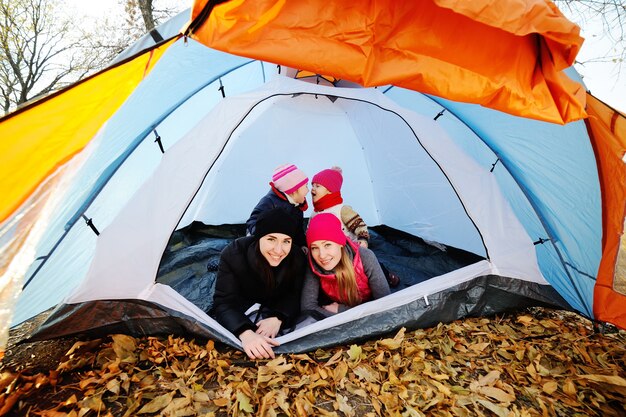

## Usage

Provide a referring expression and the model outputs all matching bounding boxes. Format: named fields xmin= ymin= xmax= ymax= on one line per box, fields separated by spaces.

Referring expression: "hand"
xmin=239 ymin=330 xmax=280 ymax=359
xmin=358 ymin=239 xmax=368 ymax=248
xmin=256 ymin=316 xmax=282 ymax=338
xmin=322 ymin=302 xmax=339 ymax=314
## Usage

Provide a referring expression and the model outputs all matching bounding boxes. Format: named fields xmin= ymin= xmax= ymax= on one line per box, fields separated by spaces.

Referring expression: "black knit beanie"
xmin=254 ymin=208 xmax=298 ymax=239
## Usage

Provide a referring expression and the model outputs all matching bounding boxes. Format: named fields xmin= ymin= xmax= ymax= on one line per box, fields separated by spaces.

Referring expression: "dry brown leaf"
xmin=580 ymin=373 xmax=626 ymax=387
xmin=274 ymin=389 xmax=290 ymax=415
xmin=192 ymin=391 xmax=211 ymax=403
xmin=345 ymin=382 xmax=368 ymax=398
xmin=370 ymin=396 xmax=382 ymax=416
xmin=477 ymin=370 xmax=501 ymax=387
xmin=377 ymin=392 xmax=400 ymax=411
xmin=35 ymin=411 xmax=68 ymax=417
xmin=377 ymin=338 xmax=402 ymax=350
xmin=105 ymin=378 xmax=120 ymax=395
xmin=163 ymin=397 xmax=192 ymax=415
xmin=64 ymin=340 xmax=102 ymax=357
xmin=336 ymin=393 xmax=354 ymax=417
xmin=213 ymin=396 xmax=229 ymax=407
xmin=137 ymin=391 xmax=175 ymax=414
xmin=79 ymin=394 xmax=105 ymax=412
xmin=353 ymin=364 xmax=380 ymax=383
xmin=111 ymin=334 xmax=137 ymax=363
xmin=476 ymin=398 xmax=510 ymax=417
xmin=378 ymin=328 xmax=405 ymax=351
xmin=542 ymin=381 xmax=558 ymax=394
xmin=536 ymin=396 xmax=549 ymax=417
xmin=526 ymin=363 xmax=539 ymax=382
xmin=469 ymin=342 xmax=490 ymax=353
xmin=78 ymin=377 xmax=101 ymax=390
xmin=333 ymin=361 xmax=348 ymax=383
xmin=324 ymin=350 xmax=343 ymax=367
xmin=431 ymin=379 xmax=452 ymax=396
xmin=562 ymin=379 xmax=577 ymax=396
xmin=473 ymin=386 xmax=515 ymax=403
xmin=169 ymin=406 xmax=196 ymax=416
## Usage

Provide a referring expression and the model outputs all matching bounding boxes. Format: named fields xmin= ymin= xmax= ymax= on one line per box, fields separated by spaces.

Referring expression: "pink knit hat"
xmin=306 ymin=213 xmax=347 ymax=247
xmin=271 ymin=164 xmax=308 ymax=194
xmin=312 ymin=166 xmax=343 ymax=193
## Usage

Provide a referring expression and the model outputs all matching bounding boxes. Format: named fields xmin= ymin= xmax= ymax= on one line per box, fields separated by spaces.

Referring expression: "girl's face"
xmin=311 ymin=183 xmax=330 ymax=203
xmin=310 ymin=240 xmax=342 ymax=270
xmin=259 ymin=233 xmax=292 ymax=266
xmin=289 ymin=183 xmax=309 ymax=204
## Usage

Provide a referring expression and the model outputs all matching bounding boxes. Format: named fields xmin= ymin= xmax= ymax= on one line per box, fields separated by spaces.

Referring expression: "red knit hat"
xmin=306 ymin=213 xmax=347 ymax=247
xmin=311 ymin=166 xmax=343 ymax=193
xmin=271 ymin=163 xmax=308 ymax=194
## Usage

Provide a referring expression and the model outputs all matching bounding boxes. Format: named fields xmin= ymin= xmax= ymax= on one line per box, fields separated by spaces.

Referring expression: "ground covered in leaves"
xmin=1 ymin=308 xmax=625 ymax=416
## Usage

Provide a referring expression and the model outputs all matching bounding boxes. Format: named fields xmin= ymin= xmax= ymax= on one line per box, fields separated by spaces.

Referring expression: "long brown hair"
xmin=333 ymin=247 xmax=361 ymax=306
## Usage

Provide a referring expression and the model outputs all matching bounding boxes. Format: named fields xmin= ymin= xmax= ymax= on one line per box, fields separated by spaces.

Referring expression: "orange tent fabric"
xmin=587 ymin=95 xmax=626 ymax=329
xmin=188 ymin=0 xmax=586 ymax=124
xmin=0 ymin=39 xmax=175 ymax=224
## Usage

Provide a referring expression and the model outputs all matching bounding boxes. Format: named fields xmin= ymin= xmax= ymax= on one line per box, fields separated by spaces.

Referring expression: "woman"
xmin=301 ymin=213 xmax=390 ymax=318
xmin=212 ymin=208 xmax=306 ymax=359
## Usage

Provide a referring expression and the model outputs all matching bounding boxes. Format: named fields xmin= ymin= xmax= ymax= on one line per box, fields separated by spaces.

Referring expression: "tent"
xmin=1 ymin=1 xmax=625 ymax=353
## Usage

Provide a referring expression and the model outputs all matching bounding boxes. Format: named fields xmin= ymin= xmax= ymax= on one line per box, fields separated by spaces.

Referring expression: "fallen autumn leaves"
xmin=1 ymin=308 xmax=625 ymax=416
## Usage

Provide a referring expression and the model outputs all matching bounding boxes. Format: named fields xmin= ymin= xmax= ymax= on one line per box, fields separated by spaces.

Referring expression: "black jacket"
xmin=211 ymin=236 xmax=305 ymax=336
xmin=246 ymin=189 xmax=307 ymax=247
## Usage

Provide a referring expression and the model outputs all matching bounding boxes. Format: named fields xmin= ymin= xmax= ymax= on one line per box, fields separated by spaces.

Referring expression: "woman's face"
xmin=310 ymin=240 xmax=342 ymax=270
xmin=259 ymin=233 xmax=293 ymax=266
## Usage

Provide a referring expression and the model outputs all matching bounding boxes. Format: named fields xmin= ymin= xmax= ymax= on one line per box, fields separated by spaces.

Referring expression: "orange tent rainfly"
xmin=187 ymin=0 xmax=586 ymax=124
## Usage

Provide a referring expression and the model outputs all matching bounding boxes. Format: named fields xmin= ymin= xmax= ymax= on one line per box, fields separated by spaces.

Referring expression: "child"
xmin=246 ymin=163 xmax=309 ymax=247
xmin=310 ymin=166 xmax=400 ymax=287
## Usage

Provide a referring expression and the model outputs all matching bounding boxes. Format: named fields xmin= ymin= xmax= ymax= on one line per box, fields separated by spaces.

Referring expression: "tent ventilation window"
xmin=490 ymin=158 xmax=500 ymax=172
xmin=81 ymin=214 xmax=100 ymax=236
xmin=153 ymin=129 xmax=164 ymax=153
xmin=218 ymin=79 xmax=225 ymax=98
xmin=434 ymin=109 xmax=446 ymax=120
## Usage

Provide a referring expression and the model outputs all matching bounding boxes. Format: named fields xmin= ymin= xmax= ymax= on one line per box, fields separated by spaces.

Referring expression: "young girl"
xmin=310 ymin=166 xmax=369 ymax=246
xmin=301 ymin=213 xmax=390 ymax=318
xmin=212 ymin=208 xmax=306 ymax=359
xmin=310 ymin=166 xmax=399 ymax=286
xmin=247 ymin=163 xmax=309 ymax=247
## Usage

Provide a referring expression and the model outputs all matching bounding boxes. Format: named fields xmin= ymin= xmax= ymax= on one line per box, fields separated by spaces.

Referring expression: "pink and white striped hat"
xmin=271 ymin=164 xmax=308 ymax=194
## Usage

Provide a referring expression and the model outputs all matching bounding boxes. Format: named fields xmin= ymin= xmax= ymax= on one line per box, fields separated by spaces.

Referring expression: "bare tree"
xmin=556 ymin=0 xmax=625 ymax=72
xmin=0 ymin=0 xmax=110 ymax=113
xmin=0 ymin=0 xmax=186 ymax=114
xmin=135 ymin=0 xmax=155 ymax=32
xmin=122 ymin=0 xmax=183 ymax=35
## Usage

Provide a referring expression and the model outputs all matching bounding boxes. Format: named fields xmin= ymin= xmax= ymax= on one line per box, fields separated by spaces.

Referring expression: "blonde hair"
xmin=333 ymin=248 xmax=361 ymax=306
